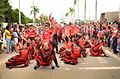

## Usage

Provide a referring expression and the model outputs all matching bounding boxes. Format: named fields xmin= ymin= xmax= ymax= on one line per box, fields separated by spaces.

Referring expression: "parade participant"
xmin=6 ymin=43 xmax=29 ymax=69
xmin=56 ymin=24 xmax=62 ymax=43
xmin=60 ymin=38 xmax=80 ymax=65
xmin=41 ymin=25 xmax=51 ymax=41
xmin=16 ymin=38 xmax=23 ymax=53
xmin=62 ymin=26 xmax=71 ymax=42
xmin=90 ymin=38 xmax=109 ymax=57
xmin=27 ymin=26 xmax=37 ymax=38
xmin=28 ymin=38 xmax=37 ymax=60
xmin=60 ymin=37 xmax=74 ymax=60
xmin=77 ymin=37 xmax=87 ymax=61
xmin=33 ymin=40 xmax=55 ymax=70
xmin=51 ymin=26 xmax=59 ymax=54
xmin=84 ymin=34 xmax=91 ymax=48
xmin=41 ymin=24 xmax=60 ymax=68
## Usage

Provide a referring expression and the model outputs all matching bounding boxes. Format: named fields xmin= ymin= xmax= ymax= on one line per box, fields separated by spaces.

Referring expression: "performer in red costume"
xmin=6 ymin=43 xmax=29 ymax=69
xmin=77 ymin=37 xmax=87 ymax=61
xmin=33 ymin=40 xmax=55 ymax=70
xmin=90 ymin=39 xmax=109 ymax=57
xmin=60 ymin=37 xmax=80 ymax=65
xmin=28 ymin=39 xmax=37 ymax=60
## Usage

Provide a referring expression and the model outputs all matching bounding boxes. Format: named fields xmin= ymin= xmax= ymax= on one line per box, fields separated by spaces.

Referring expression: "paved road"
xmin=0 ymin=44 xmax=120 ymax=79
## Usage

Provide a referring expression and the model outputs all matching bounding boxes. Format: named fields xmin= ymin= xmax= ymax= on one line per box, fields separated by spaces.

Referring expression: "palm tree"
xmin=69 ymin=7 xmax=74 ymax=22
xmin=64 ymin=7 xmax=74 ymax=22
xmin=30 ymin=6 xmax=39 ymax=25
xmin=69 ymin=7 xmax=74 ymax=17
xmin=65 ymin=12 xmax=69 ymax=17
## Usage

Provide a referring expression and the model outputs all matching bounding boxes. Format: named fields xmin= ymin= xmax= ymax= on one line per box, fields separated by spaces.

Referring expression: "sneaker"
xmin=56 ymin=65 xmax=60 ymax=68
xmin=34 ymin=66 xmax=39 ymax=70
xmin=51 ymin=66 xmax=55 ymax=70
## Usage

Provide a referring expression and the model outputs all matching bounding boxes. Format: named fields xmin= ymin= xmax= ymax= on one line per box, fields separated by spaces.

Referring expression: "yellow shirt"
xmin=5 ymin=30 xmax=11 ymax=38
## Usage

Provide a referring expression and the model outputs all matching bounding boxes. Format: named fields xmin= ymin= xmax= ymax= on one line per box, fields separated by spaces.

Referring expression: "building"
xmin=100 ymin=11 xmax=119 ymax=22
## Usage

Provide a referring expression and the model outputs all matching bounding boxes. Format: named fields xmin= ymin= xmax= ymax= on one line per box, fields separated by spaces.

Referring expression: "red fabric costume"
xmin=6 ymin=49 xmax=29 ymax=69
xmin=90 ymin=43 xmax=104 ymax=56
xmin=33 ymin=41 xmax=55 ymax=66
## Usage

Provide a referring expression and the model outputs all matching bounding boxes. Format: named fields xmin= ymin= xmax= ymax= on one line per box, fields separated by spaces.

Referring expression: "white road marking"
xmin=97 ymin=57 xmax=108 ymax=63
xmin=64 ymin=68 xmax=71 ymax=70
xmin=78 ymin=67 xmax=120 ymax=70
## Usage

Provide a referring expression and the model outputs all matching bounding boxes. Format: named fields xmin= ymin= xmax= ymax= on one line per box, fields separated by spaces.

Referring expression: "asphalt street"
xmin=0 ymin=43 xmax=120 ymax=79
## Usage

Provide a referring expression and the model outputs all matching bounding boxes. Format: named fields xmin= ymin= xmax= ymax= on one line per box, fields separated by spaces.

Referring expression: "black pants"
xmin=52 ymin=43 xmax=58 ymax=53
xmin=112 ymin=44 xmax=118 ymax=54
xmin=51 ymin=43 xmax=59 ymax=66
xmin=53 ymin=56 xmax=59 ymax=66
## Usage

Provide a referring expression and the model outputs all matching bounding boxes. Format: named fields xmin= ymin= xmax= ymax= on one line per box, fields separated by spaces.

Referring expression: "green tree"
xmin=65 ymin=12 xmax=69 ymax=17
xmin=69 ymin=7 xmax=74 ymax=16
xmin=8 ymin=9 xmax=31 ymax=24
xmin=0 ymin=0 xmax=31 ymax=24
xmin=0 ymin=0 xmax=12 ymax=23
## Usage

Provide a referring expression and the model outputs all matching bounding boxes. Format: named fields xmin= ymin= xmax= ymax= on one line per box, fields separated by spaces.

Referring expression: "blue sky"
xmin=10 ymin=0 xmax=120 ymax=21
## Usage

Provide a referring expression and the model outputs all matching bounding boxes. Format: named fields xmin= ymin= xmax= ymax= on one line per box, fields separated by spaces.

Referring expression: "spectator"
xmin=13 ymin=27 xmax=19 ymax=51
xmin=5 ymin=25 xmax=12 ymax=54
xmin=117 ymin=32 xmax=120 ymax=57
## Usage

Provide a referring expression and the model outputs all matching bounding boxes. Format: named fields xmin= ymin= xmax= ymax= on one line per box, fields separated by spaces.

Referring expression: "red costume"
xmin=6 ymin=49 xmax=29 ymax=69
xmin=33 ymin=40 xmax=55 ymax=68
xmin=26 ymin=28 xmax=37 ymax=39
xmin=28 ymin=43 xmax=37 ymax=60
xmin=60 ymin=41 xmax=80 ymax=65
xmin=90 ymin=43 xmax=104 ymax=56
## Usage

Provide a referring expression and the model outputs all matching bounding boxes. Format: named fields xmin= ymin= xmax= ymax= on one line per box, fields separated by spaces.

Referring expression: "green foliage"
xmin=30 ymin=6 xmax=39 ymax=18
xmin=0 ymin=0 xmax=31 ymax=24
xmin=74 ymin=0 xmax=77 ymax=5
xmin=39 ymin=14 xmax=49 ymax=25
xmin=69 ymin=7 xmax=74 ymax=16
xmin=65 ymin=7 xmax=74 ymax=18
xmin=65 ymin=12 xmax=69 ymax=17
xmin=0 ymin=0 xmax=12 ymax=22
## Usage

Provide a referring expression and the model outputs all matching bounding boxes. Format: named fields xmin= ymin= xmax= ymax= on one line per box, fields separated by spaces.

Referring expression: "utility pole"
xmin=84 ymin=0 xmax=86 ymax=21
xmin=19 ymin=0 xmax=21 ymax=24
xmin=33 ymin=0 xmax=35 ymax=25
xmin=95 ymin=0 xmax=97 ymax=21
xmin=78 ymin=0 xmax=79 ymax=20
xmin=89 ymin=8 xmax=90 ymax=21
xmin=118 ymin=1 xmax=120 ymax=22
